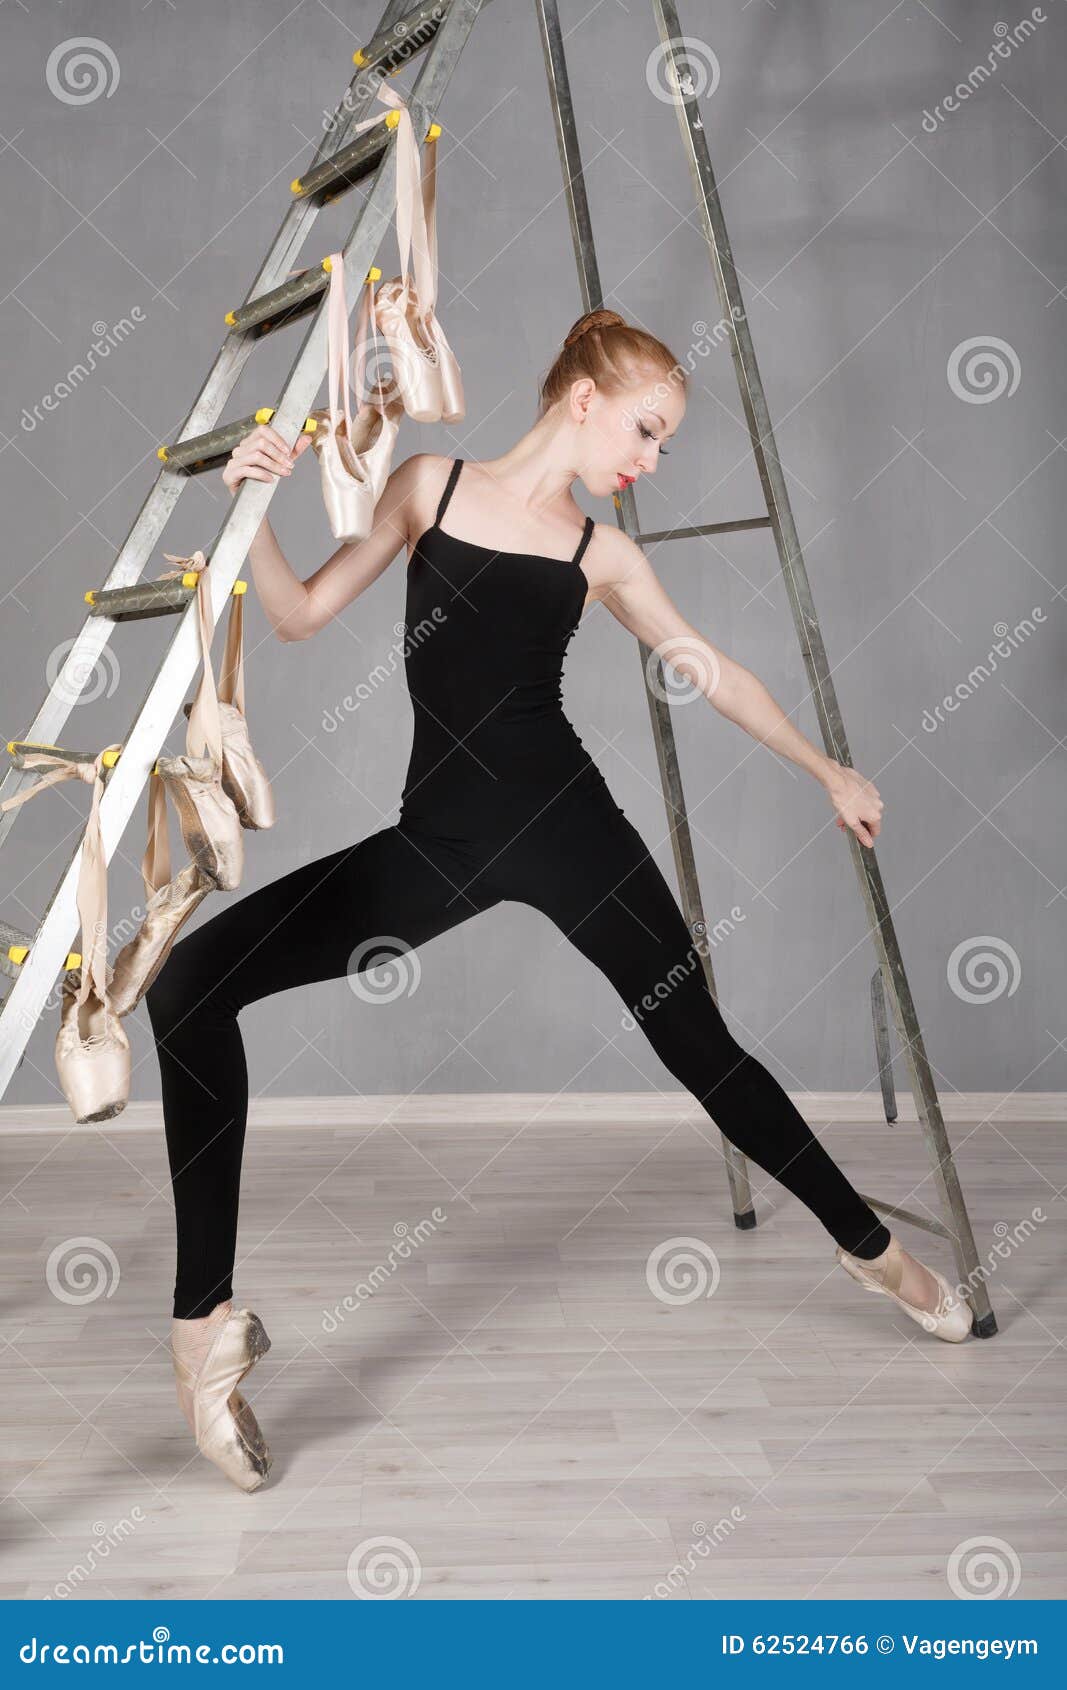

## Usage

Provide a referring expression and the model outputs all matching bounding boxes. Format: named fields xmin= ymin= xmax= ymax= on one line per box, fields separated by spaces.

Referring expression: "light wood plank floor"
xmin=1 ymin=1108 xmax=1063 ymax=1600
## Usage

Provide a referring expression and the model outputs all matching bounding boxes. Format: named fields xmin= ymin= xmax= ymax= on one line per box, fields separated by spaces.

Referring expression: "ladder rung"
xmin=6 ymin=741 xmax=159 ymax=777
xmin=0 ymin=920 xmax=80 ymax=980
xmin=290 ymin=113 xmax=398 ymax=203
xmin=84 ymin=577 xmax=246 ymax=621
xmin=855 ymin=1193 xmax=952 ymax=1241
xmin=157 ymin=410 xmax=319 ymax=473
xmin=629 ymin=517 xmax=773 ymax=545
xmin=353 ymin=1 xmax=448 ymax=75
xmin=225 ymin=260 xmax=382 ymax=335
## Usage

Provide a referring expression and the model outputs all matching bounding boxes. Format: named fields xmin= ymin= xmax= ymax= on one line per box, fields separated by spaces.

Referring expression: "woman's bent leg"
xmin=145 ymin=824 xmax=497 ymax=1317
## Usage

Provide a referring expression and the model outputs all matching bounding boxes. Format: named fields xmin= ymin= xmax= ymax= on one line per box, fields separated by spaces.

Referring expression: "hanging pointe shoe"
xmin=836 ymin=1233 xmax=972 ymax=1342
xmin=182 ymin=584 xmax=275 ymax=830
xmin=171 ymin=1303 xmax=273 ymax=1492
xmin=307 ymin=252 xmax=402 ymax=543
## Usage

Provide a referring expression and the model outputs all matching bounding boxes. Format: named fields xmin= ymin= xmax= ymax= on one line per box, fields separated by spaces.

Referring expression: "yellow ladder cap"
xmin=7 ymin=944 xmax=28 ymax=965
xmin=101 ymin=748 xmax=122 ymax=769
xmin=385 ymin=109 xmax=401 ymax=128
xmin=254 ymin=406 xmax=274 ymax=424
xmin=181 ymin=571 xmax=200 ymax=588
xmin=353 ymin=48 xmax=368 ymax=66
xmin=232 ymin=579 xmax=247 ymax=595
xmin=291 ymin=177 xmax=303 ymax=193
xmin=224 ymin=309 xmax=236 ymax=326
xmin=426 ymin=122 xmax=442 ymax=142
xmin=84 ymin=589 xmax=96 ymax=605
xmin=157 ymin=445 xmax=169 ymax=461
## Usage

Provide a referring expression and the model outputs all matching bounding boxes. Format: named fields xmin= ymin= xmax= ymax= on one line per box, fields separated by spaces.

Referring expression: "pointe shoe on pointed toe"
xmin=171 ymin=1307 xmax=273 ymax=1492
xmin=836 ymin=1234 xmax=972 ymax=1342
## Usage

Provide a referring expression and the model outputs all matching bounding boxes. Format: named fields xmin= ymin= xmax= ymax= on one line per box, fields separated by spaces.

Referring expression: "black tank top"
xmin=399 ymin=457 xmax=608 ymax=837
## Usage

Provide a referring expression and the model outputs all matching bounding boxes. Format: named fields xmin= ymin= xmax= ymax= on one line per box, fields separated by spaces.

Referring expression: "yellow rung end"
xmin=291 ymin=177 xmax=303 ymax=194
xmin=385 ymin=110 xmax=401 ymax=129
xmin=366 ymin=265 xmax=381 ymax=282
xmin=255 ymin=406 xmax=274 ymax=425
xmin=65 ymin=952 xmax=81 ymax=971
xmin=181 ymin=571 xmax=200 ymax=589
xmin=353 ymin=48 xmax=368 ymax=66
xmin=8 ymin=944 xmax=28 ymax=966
xmin=233 ymin=580 xmax=247 ymax=595
xmin=303 ymin=416 xmax=318 ymax=434
xmin=426 ymin=123 xmax=442 ymax=142
xmin=101 ymin=749 xmax=122 ymax=769
xmin=321 ymin=256 xmax=333 ymax=272
xmin=157 ymin=445 xmax=169 ymax=461
xmin=224 ymin=309 xmax=236 ymax=326
xmin=84 ymin=590 xmax=96 ymax=605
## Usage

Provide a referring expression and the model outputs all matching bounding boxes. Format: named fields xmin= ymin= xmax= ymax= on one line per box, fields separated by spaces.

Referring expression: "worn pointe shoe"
xmin=184 ymin=698 xmax=275 ymax=831
xmin=55 ymin=968 xmax=131 ymax=1123
xmin=109 ymin=861 xmax=215 ymax=1018
xmin=171 ymin=1306 xmax=273 ymax=1492
xmin=836 ymin=1234 xmax=972 ymax=1342
xmin=155 ymin=754 xmax=243 ymax=890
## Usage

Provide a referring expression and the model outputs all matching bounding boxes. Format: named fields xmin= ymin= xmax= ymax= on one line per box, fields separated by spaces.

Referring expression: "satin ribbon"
xmin=0 ymin=743 xmax=123 ymax=1012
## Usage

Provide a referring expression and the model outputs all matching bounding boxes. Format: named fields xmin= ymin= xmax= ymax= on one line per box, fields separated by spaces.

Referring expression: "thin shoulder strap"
xmin=572 ymin=514 xmax=594 ymax=568
xmin=435 ymin=458 xmax=463 ymax=525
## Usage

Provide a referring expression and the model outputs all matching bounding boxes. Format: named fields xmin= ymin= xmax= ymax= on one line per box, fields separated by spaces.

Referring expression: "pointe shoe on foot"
xmin=836 ymin=1234 xmax=972 ymax=1342
xmin=171 ymin=1305 xmax=273 ymax=1491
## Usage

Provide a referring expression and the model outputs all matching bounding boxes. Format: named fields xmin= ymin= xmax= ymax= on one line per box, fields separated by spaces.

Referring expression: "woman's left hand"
xmin=824 ymin=761 xmax=884 ymax=848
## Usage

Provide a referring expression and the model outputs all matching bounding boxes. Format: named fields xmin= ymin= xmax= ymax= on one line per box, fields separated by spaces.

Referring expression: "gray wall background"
xmin=1 ymin=0 xmax=1062 ymax=1110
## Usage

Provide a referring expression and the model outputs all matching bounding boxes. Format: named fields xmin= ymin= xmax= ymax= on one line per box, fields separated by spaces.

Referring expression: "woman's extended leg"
xmin=145 ymin=822 xmax=499 ymax=1318
xmin=494 ymin=791 xmax=891 ymax=1260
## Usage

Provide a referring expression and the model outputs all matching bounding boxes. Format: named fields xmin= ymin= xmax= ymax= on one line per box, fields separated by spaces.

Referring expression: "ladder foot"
xmin=971 ymin=1309 xmax=999 ymax=1339
xmin=733 ymin=1208 xmax=758 ymax=1231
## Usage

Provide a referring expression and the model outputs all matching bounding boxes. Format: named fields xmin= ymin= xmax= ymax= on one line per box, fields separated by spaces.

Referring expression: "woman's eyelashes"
xmin=637 ymin=421 xmax=670 ymax=455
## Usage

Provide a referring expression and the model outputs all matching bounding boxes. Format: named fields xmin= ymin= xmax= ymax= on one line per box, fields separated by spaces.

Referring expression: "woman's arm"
xmin=592 ymin=528 xmax=884 ymax=848
xmin=223 ymin=424 xmax=424 ymax=643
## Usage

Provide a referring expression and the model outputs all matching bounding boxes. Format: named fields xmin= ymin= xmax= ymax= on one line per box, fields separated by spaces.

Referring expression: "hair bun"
xmin=563 ymin=308 xmax=626 ymax=348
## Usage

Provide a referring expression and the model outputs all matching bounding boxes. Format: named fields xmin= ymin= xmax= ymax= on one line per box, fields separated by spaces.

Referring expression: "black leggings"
xmin=146 ymin=781 xmax=889 ymax=1318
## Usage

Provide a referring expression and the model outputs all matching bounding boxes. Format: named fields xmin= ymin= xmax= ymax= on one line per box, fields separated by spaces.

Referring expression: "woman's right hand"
xmin=222 ymin=422 xmax=312 ymax=496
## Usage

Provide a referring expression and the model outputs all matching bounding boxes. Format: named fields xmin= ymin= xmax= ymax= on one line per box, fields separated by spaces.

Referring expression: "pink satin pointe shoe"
xmin=0 ymin=743 xmax=130 ymax=1122
xmin=180 ymin=584 xmax=275 ymax=829
xmin=836 ymin=1233 xmax=972 ymax=1342
xmin=308 ymin=252 xmax=402 ymax=543
xmin=55 ymin=966 xmax=131 ymax=1123
xmin=171 ymin=1304 xmax=273 ymax=1492
xmin=108 ymin=860 xmax=215 ymax=1018
xmin=155 ymin=752 xmax=243 ymax=890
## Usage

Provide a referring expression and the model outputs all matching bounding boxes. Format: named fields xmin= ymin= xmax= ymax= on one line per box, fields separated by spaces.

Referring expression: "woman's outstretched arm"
xmin=589 ymin=525 xmax=884 ymax=849
xmin=223 ymin=424 xmax=424 ymax=643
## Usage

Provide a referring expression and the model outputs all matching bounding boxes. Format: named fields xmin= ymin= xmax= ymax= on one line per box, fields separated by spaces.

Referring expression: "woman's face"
xmin=575 ymin=372 xmax=686 ymax=498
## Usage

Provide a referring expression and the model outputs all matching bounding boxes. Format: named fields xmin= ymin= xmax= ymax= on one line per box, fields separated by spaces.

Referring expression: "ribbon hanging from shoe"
xmin=0 ymin=742 xmax=124 ymax=1014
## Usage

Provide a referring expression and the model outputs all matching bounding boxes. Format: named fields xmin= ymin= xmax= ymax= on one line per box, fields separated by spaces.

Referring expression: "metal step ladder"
xmin=0 ymin=0 xmax=484 ymax=1096
xmin=536 ymin=0 xmax=995 ymax=1337
xmin=0 ymin=0 xmax=994 ymax=1338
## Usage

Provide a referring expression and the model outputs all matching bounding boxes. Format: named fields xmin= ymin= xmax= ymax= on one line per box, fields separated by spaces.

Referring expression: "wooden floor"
xmin=0 ymin=1106 xmax=1062 ymax=1600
